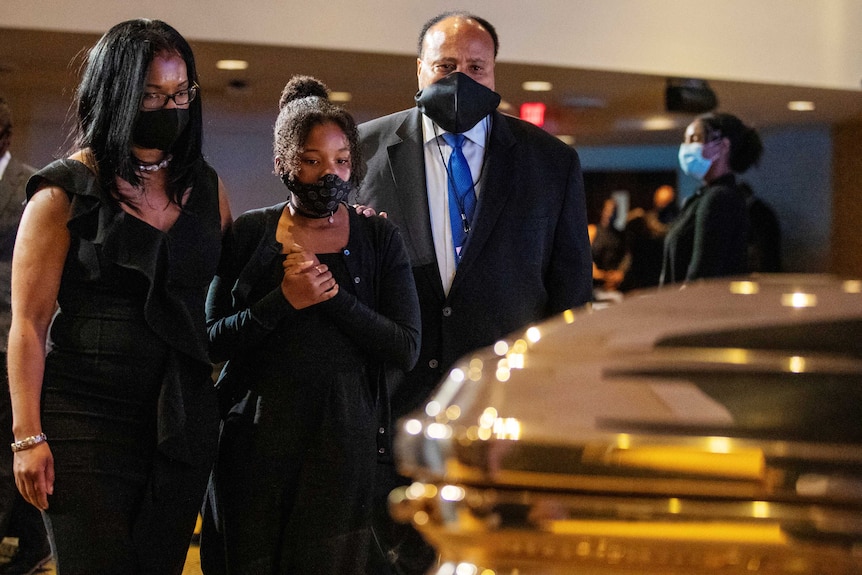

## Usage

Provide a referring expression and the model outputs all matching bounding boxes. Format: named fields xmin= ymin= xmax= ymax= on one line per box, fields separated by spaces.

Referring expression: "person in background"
xmin=356 ymin=10 xmax=593 ymax=573
xmin=589 ymin=196 xmax=627 ymax=293
xmin=661 ymin=112 xmax=763 ymax=285
xmin=0 ymin=98 xmax=51 ymax=575
xmin=8 ymin=19 xmax=231 ymax=573
xmin=202 ymin=75 xmax=419 ymax=575
xmin=650 ymin=184 xmax=679 ymax=227
xmin=619 ymin=184 xmax=678 ymax=292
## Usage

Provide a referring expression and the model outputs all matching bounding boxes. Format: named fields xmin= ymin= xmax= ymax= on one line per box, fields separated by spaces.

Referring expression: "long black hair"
xmin=73 ymin=18 xmax=203 ymax=204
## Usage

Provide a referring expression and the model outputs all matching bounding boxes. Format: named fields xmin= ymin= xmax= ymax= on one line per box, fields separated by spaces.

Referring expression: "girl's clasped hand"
xmin=281 ymin=242 xmax=338 ymax=309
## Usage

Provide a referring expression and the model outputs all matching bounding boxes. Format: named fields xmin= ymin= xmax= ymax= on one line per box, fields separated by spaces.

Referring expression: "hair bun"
xmin=279 ymin=75 xmax=329 ymax=109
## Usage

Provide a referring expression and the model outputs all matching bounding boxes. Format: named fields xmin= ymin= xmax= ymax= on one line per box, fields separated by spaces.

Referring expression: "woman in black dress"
xmin=8 ymin=19 xmax=231 ymax=574
xmin=202 ymin=76 xmax=420 ymax=574
xmin=661 ymin=112 xmax=763 ymax=285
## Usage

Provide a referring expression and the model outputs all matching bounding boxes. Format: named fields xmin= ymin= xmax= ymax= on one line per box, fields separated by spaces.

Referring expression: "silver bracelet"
xmin=10 ymin=433 xmax=47 ymax=453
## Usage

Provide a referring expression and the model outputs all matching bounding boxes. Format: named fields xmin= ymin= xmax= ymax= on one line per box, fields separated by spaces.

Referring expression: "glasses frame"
xmin=140 ymin=83 xmax=200 ymax=111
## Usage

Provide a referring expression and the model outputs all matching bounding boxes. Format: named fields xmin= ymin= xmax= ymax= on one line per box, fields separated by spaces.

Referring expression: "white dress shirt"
xmin=420 ymin=114 xmax=489 ymax=294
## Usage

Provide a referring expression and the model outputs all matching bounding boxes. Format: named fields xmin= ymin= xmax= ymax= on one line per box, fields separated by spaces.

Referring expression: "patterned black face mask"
xmin=282 ymin=172 xmax=353 ymax=218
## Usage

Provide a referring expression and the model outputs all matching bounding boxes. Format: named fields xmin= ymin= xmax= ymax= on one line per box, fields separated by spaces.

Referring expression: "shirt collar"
xmin=421 ymin=113 xmax=490 ymax=148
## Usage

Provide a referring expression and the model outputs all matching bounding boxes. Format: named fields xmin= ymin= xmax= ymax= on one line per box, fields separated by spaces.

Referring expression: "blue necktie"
xmin=443 ymin=133 xmax=477 ymax=264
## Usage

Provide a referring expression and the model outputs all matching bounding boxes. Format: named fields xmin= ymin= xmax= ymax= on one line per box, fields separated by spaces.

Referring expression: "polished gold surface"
xmin=395 ymin=275 xmax=862 ymax=574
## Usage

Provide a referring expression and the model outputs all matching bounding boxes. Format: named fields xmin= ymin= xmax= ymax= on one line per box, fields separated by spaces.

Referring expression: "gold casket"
xmin=394 ymin=275 xmax=862 ymax=575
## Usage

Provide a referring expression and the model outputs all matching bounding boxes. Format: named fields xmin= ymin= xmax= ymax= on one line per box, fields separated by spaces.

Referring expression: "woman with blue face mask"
xmin=660 ymin=112 xmax=763 ymax=285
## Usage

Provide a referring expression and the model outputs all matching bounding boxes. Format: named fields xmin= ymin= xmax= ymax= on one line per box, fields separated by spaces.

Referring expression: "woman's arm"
xmin=319 ymin=224 xmax=420 ymax=371
xmin=9 ymin=185 xmax=71 ymax=509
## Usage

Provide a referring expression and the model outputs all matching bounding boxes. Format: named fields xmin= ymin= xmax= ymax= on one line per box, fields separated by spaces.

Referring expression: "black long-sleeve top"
xmin=661 ymin=174 xmax=749 ymax=285
xmin=206 ymin=201 xmax=420 ymax=459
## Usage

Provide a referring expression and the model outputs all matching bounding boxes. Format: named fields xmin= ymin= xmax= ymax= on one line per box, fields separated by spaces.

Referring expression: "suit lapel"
xmin=385 ymin=110 xmax=446 ymax=303
xmin=451 ymin=112 xmax=516 ymax=290
xmin=386 ymin=110 xmax=438 ymax=268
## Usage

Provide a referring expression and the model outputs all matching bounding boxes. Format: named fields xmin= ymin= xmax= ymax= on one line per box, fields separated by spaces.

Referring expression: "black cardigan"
xmin=206 ymin=202 xmax=420 ymax=460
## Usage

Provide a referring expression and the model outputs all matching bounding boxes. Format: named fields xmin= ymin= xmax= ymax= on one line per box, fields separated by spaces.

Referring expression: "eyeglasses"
xmin=140 ymin=84 xmax=199 ymax=110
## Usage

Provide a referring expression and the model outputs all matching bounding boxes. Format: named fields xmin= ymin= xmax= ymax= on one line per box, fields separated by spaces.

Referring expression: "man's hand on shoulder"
xmin=353 ymin=204 xmax=387 ymax=219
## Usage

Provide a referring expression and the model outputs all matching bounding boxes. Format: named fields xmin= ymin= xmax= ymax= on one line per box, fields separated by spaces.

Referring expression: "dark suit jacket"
xmin=358 ymin=108 xmax=592 ymax=419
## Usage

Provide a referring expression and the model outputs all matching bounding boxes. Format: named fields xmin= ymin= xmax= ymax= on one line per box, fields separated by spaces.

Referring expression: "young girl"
xmin=202 ymin=76 xmax=420 ymax=574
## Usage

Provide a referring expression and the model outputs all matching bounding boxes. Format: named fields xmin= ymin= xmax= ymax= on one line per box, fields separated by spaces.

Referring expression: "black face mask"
xmin=282 ymin=173 xmax=353 ymax=217
xmin=415 ymin=72 xmax=501 ymax=134
xmin=132 ymin=108 xmax=189 ymax=151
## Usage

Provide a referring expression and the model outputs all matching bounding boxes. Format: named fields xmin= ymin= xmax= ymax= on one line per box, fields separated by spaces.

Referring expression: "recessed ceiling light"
xmin=781 ymin=292 xmax=817 ymax=308
xmin=216 ymin=59 xmax=249 ymax=71
xmin=642 ymin=116 xmax=678 ymax=131
xmin=522 ymin=81 xmax=553 ymax=92
xmin=615 ymin=116 xmax=679 ymax=131
xmin=787 ymin=100 xmax=815 ymax=111
xmin=329 ymin=91 xmax=352 ymax=103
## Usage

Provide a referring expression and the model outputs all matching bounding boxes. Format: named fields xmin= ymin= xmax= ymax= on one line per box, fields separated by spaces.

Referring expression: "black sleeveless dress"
xmin=25 ymin=159 xmax=222 ymax=574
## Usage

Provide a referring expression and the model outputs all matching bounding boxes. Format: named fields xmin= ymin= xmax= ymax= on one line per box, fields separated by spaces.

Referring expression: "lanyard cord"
xmin=431 ymin=117 xmax=491 ymax=233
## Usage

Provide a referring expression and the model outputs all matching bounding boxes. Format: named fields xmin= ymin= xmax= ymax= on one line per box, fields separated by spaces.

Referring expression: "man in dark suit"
xmin=0 ymin=97 xmax=51 ymax=575
xmin=357 ymin=11 xmax=592 ymax=574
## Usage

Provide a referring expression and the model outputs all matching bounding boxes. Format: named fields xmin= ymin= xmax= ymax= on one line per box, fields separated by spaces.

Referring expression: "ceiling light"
xmin=615 ymin=116 xmax=679 ymax=131
xmin=787 ymin=100 xmax=815 ymax=111
xmin=329 ymin=91 xmax=352 ymax=103
xmin=642 ymin=116 xmax=678 ymax=131
xmin=216 ymin=59 xmax=249 ymax=71
xmin=730 ymin=281 xmax=759 ymax=295
xmin=781 ymin=292 xmax=817 ymax=308
xmin=522 ymin=81 xmax=553 ymax=92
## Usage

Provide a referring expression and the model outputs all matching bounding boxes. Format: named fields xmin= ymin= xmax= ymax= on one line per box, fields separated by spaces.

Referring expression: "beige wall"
xmin=6 ymin=0 xmax=862 ymax=90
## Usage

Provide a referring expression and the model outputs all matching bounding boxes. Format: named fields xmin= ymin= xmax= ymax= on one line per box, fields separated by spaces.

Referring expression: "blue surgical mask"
xmin=678 ymin=142 xmax=713 ymax=180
